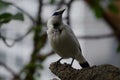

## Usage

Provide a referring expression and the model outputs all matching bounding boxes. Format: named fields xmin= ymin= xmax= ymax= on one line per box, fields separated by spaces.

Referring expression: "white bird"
xmin=47 ymin=8 xmax=90 ymax=68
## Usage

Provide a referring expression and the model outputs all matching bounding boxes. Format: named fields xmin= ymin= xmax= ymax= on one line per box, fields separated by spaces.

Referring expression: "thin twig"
xmin=11 ymin=3 xmax=36 ymax=23
xmin=77 ymin=33 xmax=114 ymax=39
xmin=35 ymin=0 xmax=42 ymax=24
xmin=1 ymin=37 xmax=15 ymax=47
xmin=57 ymin=0 xmax=65 ymax=9
xmin=84 ymin=0 xmax=120 ymax=41
xmin=0 ymin=31 xmax=114 ymax=48
xmin=0 ymin=62 xmax=17 ymax=76
xmin=37 ymin=51 xmax=54 ymax=61
xmin=66 ymin=0 xmax=74 ymax=25
xmin=0 ymin=26 xmax=33 ymax=47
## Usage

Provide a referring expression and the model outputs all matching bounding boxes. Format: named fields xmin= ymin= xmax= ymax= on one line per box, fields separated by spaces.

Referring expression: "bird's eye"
xmin=53 ymin=12 xmax=59 ymax=16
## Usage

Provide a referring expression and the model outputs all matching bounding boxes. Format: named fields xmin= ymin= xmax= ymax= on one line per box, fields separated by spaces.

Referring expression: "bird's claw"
xmin=70 ymin=58 xmax=74 ymax=67
xmin=55 ymin=61 xmax=60 ymax=68
xmin=55 ymin=58 xmax=63 ymax=68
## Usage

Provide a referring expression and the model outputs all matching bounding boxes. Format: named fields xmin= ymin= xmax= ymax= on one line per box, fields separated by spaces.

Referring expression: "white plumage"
xmin=47 ymin=8 xmax=90 ymax=68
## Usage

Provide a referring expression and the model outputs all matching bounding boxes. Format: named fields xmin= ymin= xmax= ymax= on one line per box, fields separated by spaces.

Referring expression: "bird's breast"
xmin=50 ymin=29 xmax=76 ymax=58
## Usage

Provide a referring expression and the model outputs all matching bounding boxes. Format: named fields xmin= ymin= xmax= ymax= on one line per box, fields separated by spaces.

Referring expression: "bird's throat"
xmin=53 ymin=22 xmax=62 ymax=34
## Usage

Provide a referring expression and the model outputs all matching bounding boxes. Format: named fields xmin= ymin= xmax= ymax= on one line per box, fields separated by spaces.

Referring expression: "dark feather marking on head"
xmin=53 ymin=22 xmax=62 ymax=33
xmin=52 ymin=12 xmax=61 ymax=16
xmin=53 ymin=22 xmax=60 ymax=29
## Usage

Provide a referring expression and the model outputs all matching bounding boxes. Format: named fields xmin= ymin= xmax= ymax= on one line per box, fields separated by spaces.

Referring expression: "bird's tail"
xmin=79 ymin=61 xmax=90 ymax=68
xmin=75 ymin=53 xmax=90 ymax=68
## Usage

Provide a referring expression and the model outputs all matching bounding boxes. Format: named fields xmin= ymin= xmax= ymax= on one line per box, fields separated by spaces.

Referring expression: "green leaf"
xmin=0 ymin=1 xmax=11 ymax=5
xmin=24 ymin=63 xmax=43 ymax=70
xmin=108 ymin=2 xmax=119 ymax=14
xmin=50 ymin=0 xmax=56 ymax=4
xmin=91 ymin=0 xmax=103 ymax=18
xmin=0 ymin=12 xmax=24 ymax=24
xmin=36 ymin=64 xmax=43 ymax=69
xmin=117 ymin=45 xmax=120 ymax=52
xmin=0 ymin=13 xmax=12 ymax=23
xmin=0 ymin=13 xmax=12 ymax=18
xmin=92 ymin=6 xmax=103 ymax=18
xmin=0 ymin=1 xmax=11 ymax=11
xmin=12 ymin=13 xmax=24 ymax=21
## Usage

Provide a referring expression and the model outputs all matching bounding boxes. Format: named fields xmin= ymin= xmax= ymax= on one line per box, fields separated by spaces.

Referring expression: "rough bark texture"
xmin=49 ymin=62 xmax=120 ymax=80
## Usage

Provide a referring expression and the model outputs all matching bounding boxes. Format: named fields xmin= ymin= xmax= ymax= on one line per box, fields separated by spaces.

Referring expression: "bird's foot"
xmin=55 ymin=58 xmax=63 ymax=68
xmin=70 ymin=58 xmax=74 ymax=67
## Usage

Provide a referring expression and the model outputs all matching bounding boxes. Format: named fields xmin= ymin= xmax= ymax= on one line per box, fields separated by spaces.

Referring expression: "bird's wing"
xmin=63 ymin=24 xmax=82 ymax=52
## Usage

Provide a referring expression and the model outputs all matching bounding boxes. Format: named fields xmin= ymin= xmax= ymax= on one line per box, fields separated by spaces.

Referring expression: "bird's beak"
xmin=52 ymin=8 xmax=66 ymax=16
xmin=60 ymin=8 xmax=66 ymax=14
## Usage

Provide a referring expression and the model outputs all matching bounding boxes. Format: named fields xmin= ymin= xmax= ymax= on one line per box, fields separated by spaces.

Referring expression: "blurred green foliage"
xmin=92 ymin=5 xmax=103 ymax=18
xmin=91 ymin=0 xmax=103 ymax=18
xmin=50 ymin=0 xmax=56 ymax=4
xmin=117 ymin=45 xmax=120 ymax=52
xmin=0 ymin=0 xmax=24 ymax=26
xmin=0 ymin=13 xmax=24 ymax=24
xmin=24 ymin=63 xmax=43 ymax=72
xmin=0 ymin=0 xmax=11 ymax=11
xmin=91 ymin=0 xmax=119 ymax=18
xmin=108 ymin=2 xmax=119 ymax=14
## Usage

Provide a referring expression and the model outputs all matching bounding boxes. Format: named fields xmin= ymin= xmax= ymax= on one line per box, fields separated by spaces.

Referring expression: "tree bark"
xmin=49 ymin=62 xmax=120 ymax=80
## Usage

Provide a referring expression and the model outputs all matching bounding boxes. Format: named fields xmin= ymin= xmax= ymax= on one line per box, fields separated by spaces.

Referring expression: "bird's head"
xmin=50 ymin=8 xmax=66 ymax=23
xmin=47 ymin=8 xmax=66 ymax=29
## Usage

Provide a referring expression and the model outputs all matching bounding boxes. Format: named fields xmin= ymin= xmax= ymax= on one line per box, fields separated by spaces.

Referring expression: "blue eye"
xmin=53 ymin=12 xmax=60 ymax=16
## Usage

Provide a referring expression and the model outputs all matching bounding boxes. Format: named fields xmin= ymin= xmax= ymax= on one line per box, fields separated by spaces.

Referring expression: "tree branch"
xmin=36 ymin=0 xmax=43 ymax=24
xmin=66 ymin=0 xmax=74 ymax=25
xmin=0 ymin=35 xmax=15 ymax=47
xmin=77 ymin=33 xmax=114 ymax=39
xmin=49 ymin=62 xmax=120 ymax=80
xmin=11 ymin=3 xmax=36 ymax=23
xmin=57 ymin=0 xmax=65 ymax=9
xmin=0 ymin=26 xmax=33 ymax=47
xmin=84 ymin=0 xmax=120 ymax=42
xmin=37 ymin=51 xmax=54 ymax=61
xmin=0 ymin=62 xmax=17 ymax=77
xmin=24 ymin=0 xmax=45 ymax=80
